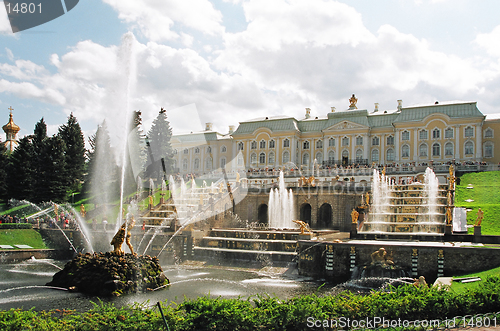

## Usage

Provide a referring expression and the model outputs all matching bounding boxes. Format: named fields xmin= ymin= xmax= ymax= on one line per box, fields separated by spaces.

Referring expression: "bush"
xmin=0 ymin=223 xmax=32 ymax=229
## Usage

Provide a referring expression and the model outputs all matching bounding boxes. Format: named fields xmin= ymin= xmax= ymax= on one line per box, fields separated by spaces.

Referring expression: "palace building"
xmin=171 ymin=97 xmax=500 ymax=174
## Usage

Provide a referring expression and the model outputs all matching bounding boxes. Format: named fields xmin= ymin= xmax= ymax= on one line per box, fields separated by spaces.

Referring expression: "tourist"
xmin=102 ymin=219 xmax=108 ymax=231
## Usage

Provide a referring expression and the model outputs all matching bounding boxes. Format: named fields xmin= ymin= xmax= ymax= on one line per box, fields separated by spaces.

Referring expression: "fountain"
xmin=360 ymin=167 xmax=447 ymax=234
xmin=268 ymin=171 xmax=296 ymax=229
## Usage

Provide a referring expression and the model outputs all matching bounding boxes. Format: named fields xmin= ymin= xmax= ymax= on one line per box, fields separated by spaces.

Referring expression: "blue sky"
xmin=1 ymin=0 xmax=500 ymax=148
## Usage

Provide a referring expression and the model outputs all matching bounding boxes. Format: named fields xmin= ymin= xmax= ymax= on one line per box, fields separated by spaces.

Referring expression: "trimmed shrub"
xmin=0 ymin=223 xmax=32 ymax=229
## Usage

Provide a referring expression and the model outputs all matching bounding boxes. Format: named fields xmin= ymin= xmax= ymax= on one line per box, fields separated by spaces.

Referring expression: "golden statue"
xmin=111 ymin=217 xmax=136 ymax=255
xmin=382 ymin=166 xmax=386 ymax=177
xmin=349 ymin=94 xmax=358 ymax=109
xmin=351 ymin=208 xmax=359 ymax=224
xmin=446 ymin=207 xmax=453 ymax=225
xmin=293 ymin=220 xmax=313 ymax=235
xmin=365 ymin=192 xmax=370 ymax=205
xmin=148 ymin=195 xmax=154 ymax=206
xmin=236 ymin=172 xmax=240 ymax=183
xmin=475 ymin=208 xmax=484 ymax=226
xmin=80 ymin=204 xmax=86 ymax=217
xmin=370 ymin=248 xmax=394 ymax=266
xmin=447 ymin=165 xmax=456 ymax=190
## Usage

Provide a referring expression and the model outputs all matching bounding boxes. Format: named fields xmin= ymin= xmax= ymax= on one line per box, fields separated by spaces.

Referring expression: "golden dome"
xmin=3 ymin=111 xmax=20 ymax=134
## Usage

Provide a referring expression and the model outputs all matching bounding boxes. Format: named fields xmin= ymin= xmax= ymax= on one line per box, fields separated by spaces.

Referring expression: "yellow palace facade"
xmin=171 ymin=98 xmax=500 ymax=174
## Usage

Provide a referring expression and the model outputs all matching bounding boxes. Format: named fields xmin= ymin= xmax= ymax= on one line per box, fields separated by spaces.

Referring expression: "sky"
xmin=1 ymin=0 xmax=500 ymax=149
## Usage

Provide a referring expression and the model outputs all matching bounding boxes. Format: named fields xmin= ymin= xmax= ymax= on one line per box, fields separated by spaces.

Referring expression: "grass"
xmin=451 ymin=265 xmax=500 ymax=293
xmin=454 ymin=171 xmax=500 ymax=235
xmin=0 ymin=229 xmax=47 ymax=249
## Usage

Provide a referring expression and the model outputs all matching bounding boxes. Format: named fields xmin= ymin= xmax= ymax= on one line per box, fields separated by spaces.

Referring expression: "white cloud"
xmin=102 ymin=0 xmax=224 ymax=41
xmin=475 ymin=25 xmax=500 ymax=58
xmin=0 ymin=5 xmax=14 ymax=35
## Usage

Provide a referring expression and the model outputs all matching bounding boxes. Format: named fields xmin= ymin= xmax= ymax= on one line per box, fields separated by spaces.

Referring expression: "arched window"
xmin=221 ymin=145 xmax=227 ymax=153
xmin=283 ymin=139 xmax=290 ymax=148
xmin=355 ymin=149 xmax=363 ymax=161
xmin=419 ymin=144 xmax=428 ymax=157
xmin=194 ymin=158 xmax=199 ymax=169
xmin=237 ymin=154 xmax=244 ymax=166
xmin=302 ymin=153 xmax=309 ymax=165
xmin=485 ymin=128 xmax=494 ymax=138
xmin=342 ymin=137 xmax=349 ymax=146
xmin=432 ymin=128 xmax=440 ymax=139
xmin=250 ymin=153 xmax=257 ymax=164
xmin=445 ymin=128 xmax=454 ymax=139
xmin=237 ymin=142 xmax=244 ymax=151
xmin=465 ymin=141 xmax=474 ymax=155
xmin=269 ymin=152 xmax=275 ymax=164
xmin=419 ymin=130 xmax=428 ymax=140
xmin=182 ymin=159 xmax=188 ymax=170
xmin=328 ymin=151 xmax=335 ymax=162
xmin=328 ymin=138 xmax=335 ymax=147
xmin=401 ymin=131 xmax=410 ymax=141
xmin=316 ymin=140 xmax=323 ymax=149
xmin=206 ymin=157 xmax=212 ymax=169
xmin=372 ymin=136 xmax=379 ymax=146
xmin=315 ymin=152 xmax=323 ymax=164
xmin=259 ymin=152 xmax=266 ymax=164
xmin=207 ymin=146 xmax=212 ymax=154
xmin=401 ymin=144 xmax=410 ymax=158
xmin=251 ymin=141 xmax=257 ymax=149
xmin=260 ymin=140 xmax=266 ymax=149
xmin=484 ymin=142 xmax=494 ymax=158
xmin=371 ymin=149 xmax=379 ymax=162
xmin=342 ymin=150 xmax=349 ymax=158
xmin=303 ymin=141 xmax=310 ymax=149
xmin=356 ymin=136 xmax=363 ymax=146
xmin=183 ymin=148 xmax=189 ymax=154
xmin=269 ymin=140 xmax=275 ymax=148
xmin=194 ymin=147 xmax=200 ymax=154
xmin=220 ymin=158 xmax=226 ymax=168
xmin=283 ymin=151 xmax=290 ymax=164
xmin=386 ymin=136 xmax=394 ymax=145
xmin=465 ymin=126 xmax=474 ymax=138
xmin=432 ymin=143 xmax=440 ymax=157
xmin=386 ymin=148 xmax=395 ymax=161
xmin=445 ymin=142 xmax=453 ymax=156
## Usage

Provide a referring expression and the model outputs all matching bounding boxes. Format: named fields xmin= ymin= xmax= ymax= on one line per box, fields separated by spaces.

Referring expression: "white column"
xmin=292 ymin=136 xmax=297 ymax=165
xmin=455 ymin=125 xmax=460 ymax=160
xmin=380 ymin=134 xmax=385 ymax=164
xmin=335 ymin=136 xmax=340 ymax=162
xmin=363 ymin=134 xmax=369 ymax=160
xmin=323 ymin=134 xmax=327 ymax=166
xmin=395 ymin=129 xmax=400 ymax=163
xmin=476 ymin=124 xmax=482 ymax=160
xmin=246 ymin=140 xmax=250 ymax=168
xmin=413 ymin=128 xmax=418 ymax=161
xmin=231 ymin=140 xmax=237 ymax=170
xmin=351 ymin=135 xmax=355 ymax=163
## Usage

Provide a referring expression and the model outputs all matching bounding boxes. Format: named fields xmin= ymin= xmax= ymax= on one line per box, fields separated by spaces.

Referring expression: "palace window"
xmin=269 ymin=140 xmax=275 ymax=148
xmin=432 ymin=143 xmax=440 ymax=157
xmin=182 ymin=159 xmax=188 ymax=170
xmin=283 ymin=151 xmax=290 ymax=164
xmin=465 ymin=126 xmax=474 ymax=138
xmin=183 ymin=148 xmax=189 ymax=154
xmin=328 ymin=151 xmax=335 ymax=162
xmin=445 ymin=142 xmax=453 ymax=156
xmin=342 ymin=137 xmax=349 ymax=147
xmin=356 ymin=136 xmax=363 ymax=146
xmin=194 ymin=158 xmax=199 ymax=169
xmin=402 ymin=131 xmax=410 ymax=141
xmin=195 ymin=147 xmax=200 ymax=154
xmin=419 ymin=130 xmax=428 ymax=140
xmin=316 ymin=152 xmax=323 ymax=164
xmin=372 ymin=136 xmax=379 ymax=146
xmin=316 ymin=140 xmax=323 ymax=149
xmin=356 ymin=149 xmax=363 ymax=161
xmin=465 ymin=141 xmax=474 ymax=155
xmin=269 ymin=152 xmax=275 ymax=164
xmin=432 ymin=128 xmax=440 ymax=139
xmin=302 ymin=153 xmax=310 ymax=165
xmin=445 ymin=128 xmax=454 ymax=139
xmin=250 ymin=153 xmax=257 ymax=164
xmin=283 ymin=138 xmax=290 ymax=148
xmin=371 ymin=149 xmax=379 ymax=162
xmin=206 ymin=157 xmax=212 ymax=169
xmin=419 ymin=144 xmax=428 ymax=157
xmin=401 ymin=144 xmax=410 ymax=158
xmin=484 ymin=143 xmax=493 ymax=158
xmin=303 ymin=141 xmax=310 ymax=149
xmin=259 ymin=152 xmax=266 ymax=164
xmin=386 ymin=148 xmax=395 ymax=161
xmin=237 ymin=154 xmax=243 ymax=166
xmin=485 ymin=128 xmax=494 ymax=138
xmin=220 ymin=158 xmax=226 ymax=168
xmin=260 ymin=140 xmax=266 ymax=149
xmin=329 ymin=138 xmax=336 ymax=147
xmin=386 ymin=135 xmax=394 ymax=145
xmin=207 ymin=146 xmax=212 ymax=153
xmin=221 ymin=146 xmax=227 ymax=153
xmin=237 ymin=142 xmax=244 ymax=151
xmin=251 ymin=141 xmax=257 ymax=149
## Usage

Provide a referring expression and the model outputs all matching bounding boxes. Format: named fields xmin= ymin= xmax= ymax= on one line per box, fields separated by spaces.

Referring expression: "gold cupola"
xmin=3 ymin=107 xmax=20 ymax=152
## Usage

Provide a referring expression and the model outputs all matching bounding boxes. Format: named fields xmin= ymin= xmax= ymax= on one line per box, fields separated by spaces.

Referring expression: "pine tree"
xmin=145 ymin=108 xmax=175 ymax=182
xmin=0 ymin=143 xmax=9 ymax=200
xmin=59 ymin=113 xmax=86 ymax=193
xmin=31 ymin=118 xmax=48 ymax=203
xmin=7 ymin=136 xmax=34 ymax=201
xmin=37 ymin=135 xmax=68 ymax=202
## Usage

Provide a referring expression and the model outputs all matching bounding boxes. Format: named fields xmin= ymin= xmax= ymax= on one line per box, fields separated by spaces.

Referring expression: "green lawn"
xmin=451 ymin=265 xmax=500 ymax=293
xmin=454 ymin=171 xmax=500 ymax=235
xmin=0 ymin=229 xmax=47 ymax=249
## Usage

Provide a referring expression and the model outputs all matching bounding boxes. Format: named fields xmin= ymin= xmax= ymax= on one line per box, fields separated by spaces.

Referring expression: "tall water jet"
xmin=370 ymin=169 xmax=392 ymax=232
xmin=424 ymin=167 xmax=439 ymax=224
xmin=268 ymin=171 xmax=296 ymax=229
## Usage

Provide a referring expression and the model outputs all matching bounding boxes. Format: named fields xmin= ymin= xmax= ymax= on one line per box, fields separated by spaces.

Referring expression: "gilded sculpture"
xmin=111 ymin=217 xmax=136 ymax=255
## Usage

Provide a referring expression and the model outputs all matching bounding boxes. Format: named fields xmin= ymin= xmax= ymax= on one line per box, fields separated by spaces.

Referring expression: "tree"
xmin=7 ymin=136 xmax=34 ymax=201
xmin=31 ymin=118 xmax=49 ymax=203
xmin=0 ymin=143 xmax=9 ymax=200
xmin=59 ymin=113 xmax=86 ymax=193
xmin=36 ymin=135 xmax=67 ymax=202
xmin=145 ymin=108 xmax=175 ymax=182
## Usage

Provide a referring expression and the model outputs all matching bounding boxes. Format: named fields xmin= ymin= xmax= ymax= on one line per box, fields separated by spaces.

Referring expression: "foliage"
xmin=0 ymin=143 xmax=9 ymax=200
xmin=6 ymin=136 xmax=35 ymax=201
xmin=144 ymin=108 xmax=175 ymax=182
xmin=455 ymin=171 xmax=500 ymax=235
xmin=59 ymin=113 xmax=86 ymax=193
xmin=0 ymin=223 xmax=32 ymax=229
xmin=0 ymin=229 xmax=47 ymax=248
xmin=451 ymin=265 xmax=500 ymax=293
xmin=3 ymin=277 xmax=500 ymax=330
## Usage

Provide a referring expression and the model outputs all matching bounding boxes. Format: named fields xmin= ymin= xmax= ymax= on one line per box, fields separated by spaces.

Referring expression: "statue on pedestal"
xmin=349 ymin=94 xmax=358 ymax=109
xmin=475 ymin=208 xmax=484 ymax=226
xmin=351 ymin=208 xmax=359 ymax=224
xmin=370 ymin=248 xmax=394 ymax=266
xmin=293 ymin=220 xmax=312 ymax=235
xmin=111 ymin=217 xmax=136 ymax=255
